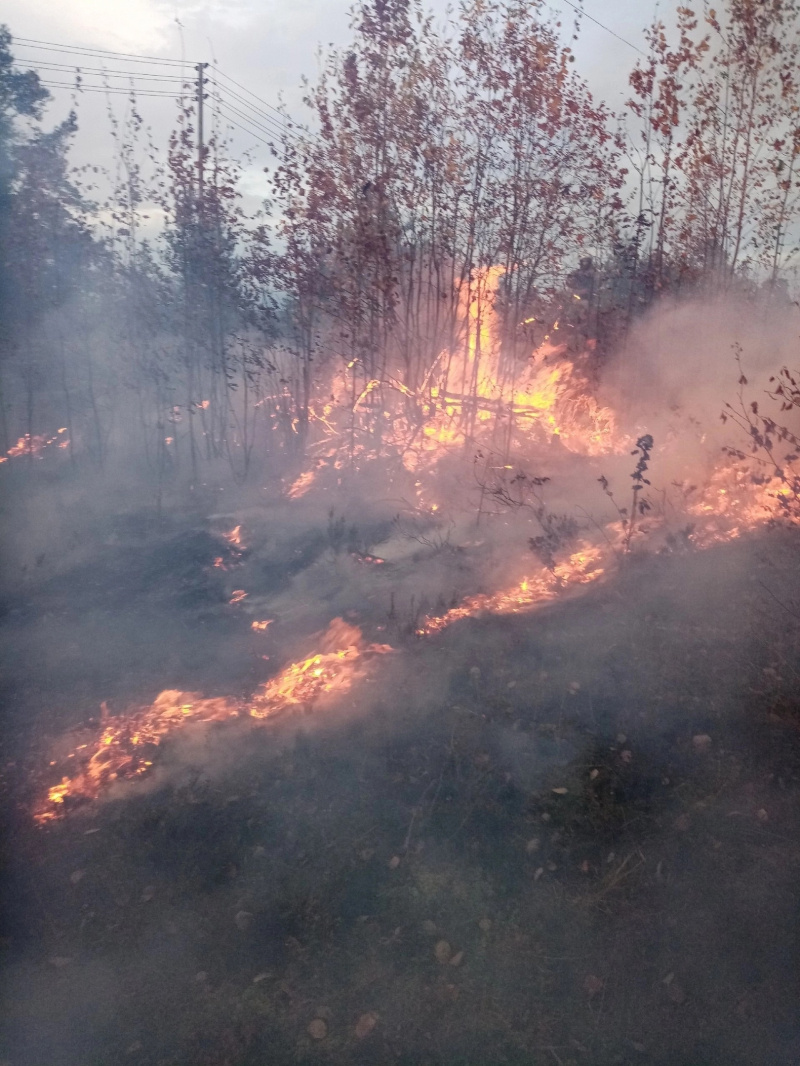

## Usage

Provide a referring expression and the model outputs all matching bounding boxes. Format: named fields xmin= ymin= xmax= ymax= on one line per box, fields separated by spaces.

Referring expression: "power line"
xmin=31 ymin=61 xmax=189 ymax=82
xmin=12 ymin=35 xmax=190 ymax=66
xmin=212 ymin=106 xmax=276 ymax=151
xmin=39 ymin=80 xmax=183 ymax=98
xmin=212 ymin=77 xmax=290 ymax=131
xmin=215 ymin=93 xmax=288 ymax=141
xmin=39 ymin=76 xmax=290 ymax=142
xmin=17 ymin=34 xmax=298 ymax=155
xmin=213 ymin=67 xmax=289 ymax=126
xmin=16 ymin=37 xmax=294 ymax=132
xmin=26 ymin=58 xmax=289 ymax=130
xmin=553 ymin=0 xmax=647 ymax=57
xmin=215 ymin=101 xmax=287 ymax=146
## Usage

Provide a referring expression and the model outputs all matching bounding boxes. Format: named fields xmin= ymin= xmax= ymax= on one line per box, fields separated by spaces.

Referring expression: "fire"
xmin=250 ymin=619 xmax=392 ymax=717
xmin=1 ymin=428 xmax=69 ymax=463
xmin=224 ymin=524 xmax=243 ymax=547
xmin=686 ymin=462 xmax=797 ymax=545
xmin=33 ymin=620 xmax=393 ymax=825
xmin=34 ymin=690 xmax=241 ymax=824
xmin=418 ymin=545 xmax=606 ymax=635
xmin=229 ymin=589 xmax=248 ymax=605
xmin=251 ymin=619 xmax=273 ymax=631
xmin=287 ymin=470 xmax=316 ymax=498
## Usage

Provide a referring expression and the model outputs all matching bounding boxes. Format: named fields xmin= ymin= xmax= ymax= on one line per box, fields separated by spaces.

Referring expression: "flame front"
xmin=33 ymin=620 xmax=392 ymax=824
xmin=28 ymin=265 xmax=800 ymax=826
xmin=419 ymin=546 xmax=606 ymax=635
xmin=34 ymin=690 xmax=240 ymax=824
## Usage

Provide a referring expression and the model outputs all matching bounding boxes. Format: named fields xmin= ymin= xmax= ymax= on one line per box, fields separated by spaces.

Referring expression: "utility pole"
xmin=195 ymin=62 xmax=209 ymax=212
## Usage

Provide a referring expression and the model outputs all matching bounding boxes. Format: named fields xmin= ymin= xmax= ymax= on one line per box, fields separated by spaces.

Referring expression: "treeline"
xmin=0 ymin=0 xmax=798 ymax=486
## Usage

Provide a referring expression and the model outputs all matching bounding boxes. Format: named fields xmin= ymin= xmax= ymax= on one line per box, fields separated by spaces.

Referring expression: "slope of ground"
xmin=2 ymin=505 xmax=800 ymax=1066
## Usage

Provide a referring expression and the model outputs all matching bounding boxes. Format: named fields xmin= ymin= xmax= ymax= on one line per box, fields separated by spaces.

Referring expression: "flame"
xmin=250 ymin=619 xmax=392 ymax=718
xmin=229 ymin=589 xmax=248 ymax=605
xmin=34 ymin=690 xmax=241 ymax=824
xmin=2 ymin=428 xmax=69 ymax=463
xmin=224 ymin=525 xmax=243 ymax=547
xmin=33 ymin=620 xmax=393 ymax=824
xmin=287 ymin=470 xmax=316 ymax=498
xmin=418 ymin=545 xmax=606 ymax=635
xmin=251 ymin=619 xmax=273 ymax=631
xmin=686 ymin=462 xmax=796 ymax=545
xmin=395 ymin=267 xmax=620 ymax=473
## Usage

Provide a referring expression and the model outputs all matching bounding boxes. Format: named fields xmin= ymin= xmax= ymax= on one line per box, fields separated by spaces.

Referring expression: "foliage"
xmin=722 ymin=347 xmax=800 ymax=516
xmin=1 ymin=2 xmax=799 ymax=491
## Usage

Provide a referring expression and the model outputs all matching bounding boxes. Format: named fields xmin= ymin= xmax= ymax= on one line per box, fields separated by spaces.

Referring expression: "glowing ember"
xmin=287 ymin=470 xmax=316 ymax=498
xmin=251 ymin=619 xmax=273 ymax=631
xmin=229 ymin=589 xmax=248 ymax=605
xmin=1 ymin=428 xmax=69 ymax=463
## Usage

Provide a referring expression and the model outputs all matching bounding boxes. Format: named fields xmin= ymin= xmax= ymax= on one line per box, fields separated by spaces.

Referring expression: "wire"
xmin=17 ymin=39 xmax=294 ymax=130
xmin=31 ymin=61 xmax=188 ymax=82
xmin=211 ymin=105 xmax=276 ymax=150
xmin=213 ymin=67 xmax=289 ymax=126
xmin=553 ymin=0 xmax=647 ymax=57
xmin=13 ymin=35 xmax=190 ymax=66
xmin=216 ymin=102 xmax=286 ymax=145
xmin=39 ymin=80 xmax=183 ymax=98
xmin=215 ymin=95 xmax=288 ymax=141
xmin=213 ymin=78 xmax=290 ymax=132
xmin=18 ymin=34 xmax=297 ymax=150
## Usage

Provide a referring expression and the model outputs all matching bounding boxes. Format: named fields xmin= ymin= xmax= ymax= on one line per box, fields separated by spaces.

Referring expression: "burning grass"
xmin=29 ymin=446 xmax=800 ymax=828
xmin=19 ymin=277 xmax=800 ymax=833
xmin=11 ymin=529 xmax=800 ymax=1066
xmin=33 ymin=619 xmax=393 ymax=825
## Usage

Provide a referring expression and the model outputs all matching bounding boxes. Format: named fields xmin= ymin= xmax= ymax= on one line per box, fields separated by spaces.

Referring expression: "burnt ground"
xmin=2 ymin=489 xmax=800 ymax=1066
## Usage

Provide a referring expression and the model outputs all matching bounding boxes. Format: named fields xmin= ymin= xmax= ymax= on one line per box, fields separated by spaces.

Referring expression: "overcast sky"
xmin=4 ymin=0 xmax=661 ymax=203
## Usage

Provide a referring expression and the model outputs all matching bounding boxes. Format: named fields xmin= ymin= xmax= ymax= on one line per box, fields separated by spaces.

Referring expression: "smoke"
xmin=606 ymin=294 xmax=800 ymax=433
xmin=4 ymin=287 xmax=800 ymax=1064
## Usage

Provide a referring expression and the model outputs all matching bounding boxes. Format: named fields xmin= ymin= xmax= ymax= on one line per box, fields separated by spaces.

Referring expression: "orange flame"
xmin=250 ymin=619 xmax=393 ymax=717
xmin=287 ymin=471 xmax=316 ymax=499
xmin=34 ymin=690 xmax=241 ymax=824
xmin=2 ymin=428 xmax=69 ymax=463
xmin=418 ymin=545 xmax=606 ymax=635
xmin=224 ymin=525 xmax=243 ymax=548
xmin=33 ymin=620 xmax=392 ymax=825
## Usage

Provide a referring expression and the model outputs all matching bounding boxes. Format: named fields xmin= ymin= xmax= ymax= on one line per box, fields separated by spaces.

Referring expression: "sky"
xmin=3 ymin=0 xmax=660 ymax=204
